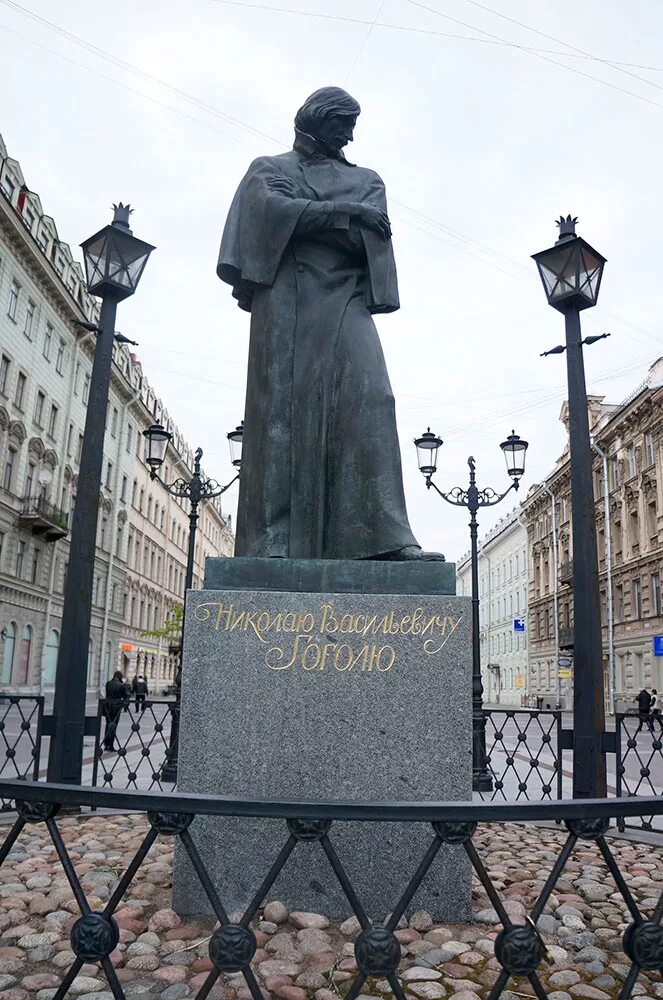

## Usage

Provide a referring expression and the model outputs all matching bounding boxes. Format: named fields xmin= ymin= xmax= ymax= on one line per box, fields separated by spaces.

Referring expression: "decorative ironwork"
xmin=494 ymin=923 xmax=544 ymax=976
xmin=615 ymin=713 xmax=663 ymax=831
xmin=432 ymin=820 xmax=476 ymax=843
xmin=483 ymin=709 xmax=563 ymax=801
xmin=91 ymin=698 xmax=174 ymax=791
xmin=354 ymin=926 xmax=401 ymax=976
xmin=1 ymin=776 xmax=663 ymax=1000
xmin=0 ymin=695 xmax=44 ymax=809
xmin=70 ymin=912 xmax=120 ymax=962
xmin=208 ymin=924 xmax=257 ymax=971
xmin=148 ymin=810 xmax=194 ymax=835
xmin=287 ymin=817 xmax=332 ymax=840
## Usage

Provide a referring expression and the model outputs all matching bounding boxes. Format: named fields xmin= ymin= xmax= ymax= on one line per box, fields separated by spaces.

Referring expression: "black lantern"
xmin=81 ymin=204 xmax=155 ymax=301
xmin=500 ymin=430 xmax=528 ymax=482
xmin=532 ymin=215 xmax=605 ymax=313
xmin=227 ymin=421 xmax=244 ymax=469
xmin=143 ymin=423 xmax=172 ymax=474
xmin=414 ymin=428 xmax=443 ymax=477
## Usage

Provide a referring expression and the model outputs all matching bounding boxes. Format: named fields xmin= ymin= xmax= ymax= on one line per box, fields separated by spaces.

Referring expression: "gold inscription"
xmin=193 ymin=601 xmax=463 ymax=673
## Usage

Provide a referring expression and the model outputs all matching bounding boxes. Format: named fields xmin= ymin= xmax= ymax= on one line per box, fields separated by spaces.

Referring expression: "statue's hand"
xmin=354 ymin=203 xmax=392 ymax=239
xmin=267 ymin=175 xmax=298 ymax=198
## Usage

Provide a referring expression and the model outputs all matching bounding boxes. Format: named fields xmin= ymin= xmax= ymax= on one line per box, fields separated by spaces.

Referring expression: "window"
xmin=15 ymin=540 xmax=25 ymax=577
xmin=3 ymin=447 xmax=16 ymax=491
xmin=652 ymin=574 xmax=662 ymax=616
xmin=43 ymin=323 xmax=53 ymax=360
xmin=626 ymin=444 xmax=636 ymax=480
xmin=612 ymin=519 xmax=622 ymax=556
xmin=648 ymin=501 xmax=657 ymax=539
xmin=616 ymin=584 xmax=624 ymax=622
xmin=608 ymin=456 xmax=621 ymax=490
xmin=23 ymin=299 xmax=35 ymax=339
xmin=629 ymin=510 xmax=639 ymax=553
xmin=82 ymin=373 xmax=90 ymax=404
xmin=23 ymin=207 xmax=35 ymax=231
xmin=48 ymin=404 xmax=58 ymax=437
xmin=25 ymin=462 xmax=36 ymax=498
xmin=15 ymin=372 xmax=26 ymax=409
xmin=74 ymin=363 xmax=81 ymax=395
xmin=66 ymin=423 xmax=74 ymax=456
xmin=644 ymin=432 xmax=655 ymax=468
xmin=38 ymin=230 xmax=49 ymax=253
xmin=105 ymin=462 xmax=113 ymax=489
xmin=0 ymin=354 xmax=9 ymax=395
xmin=56 ymin=338 xmax=65 ymax=374
xmin=76 ymin=434 xmax=83 ymax=463
xmin=111 ymin=407 xmax=118 ymax=437
xmin=121 ymin=475 xmax=128 ymax=503
xmin=1 ymin=173 xmax=15 ymax=199
xmin=34 ymin=391 xmax=45 ymax=426
xmin=30 ymin=548 xmax=40 ymax=584
xmin=633 ymin=578 xmax=642 ymax=619
xmin=7 ymin=279 xmax=19 ymax=320
xmin=126 ymin=424 xmax=134 ymax=454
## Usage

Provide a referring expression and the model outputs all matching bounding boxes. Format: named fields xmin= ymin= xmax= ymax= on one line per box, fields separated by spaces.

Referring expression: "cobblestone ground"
xmin=0 ymin=814 xmax=661 ymax=1000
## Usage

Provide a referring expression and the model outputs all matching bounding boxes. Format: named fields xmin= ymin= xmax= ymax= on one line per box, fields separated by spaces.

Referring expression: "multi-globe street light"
xmin=47 ymin=205 xmax=154 ymax=785
xmin=142 ymin=421 xmax=243 ymax=783
xmin=533 ymin=215 xmax=608 ymax=798
xmin=415 ymin=430 xmax=528 ymax=792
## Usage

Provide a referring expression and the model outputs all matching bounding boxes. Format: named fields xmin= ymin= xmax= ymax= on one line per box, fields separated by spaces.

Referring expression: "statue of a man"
xmin=218 ymin=86 xmax=443 ymax=561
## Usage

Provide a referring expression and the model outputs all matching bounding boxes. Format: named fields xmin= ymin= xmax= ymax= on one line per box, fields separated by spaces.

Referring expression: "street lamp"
xmin=47 ymin=205 xmax=154 ymax=785
xmin=143 ymin=422 xmax=242 ymax=783
xmin=533 ymin=215 xmax=607 ymax=799
xmin=415 ymin=430 xmax=528 ymax=792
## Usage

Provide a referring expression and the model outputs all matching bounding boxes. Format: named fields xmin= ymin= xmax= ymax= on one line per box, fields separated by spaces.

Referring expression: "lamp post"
xmin=533 ymin=215 xmax=607 ymax=798
xmin=47 ymin=205 xmax=154 ymax=784
xmin=415 ymin=430 xmax=528 ymax=792
xmin=142 ymin=421 xmax=242 ymax=783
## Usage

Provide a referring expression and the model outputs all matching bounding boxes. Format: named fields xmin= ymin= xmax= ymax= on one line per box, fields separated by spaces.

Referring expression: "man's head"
xmin=114 ymin=670 xmax=123 ymax=681
xmin=295 ymin=87 xmax=361 ymax=153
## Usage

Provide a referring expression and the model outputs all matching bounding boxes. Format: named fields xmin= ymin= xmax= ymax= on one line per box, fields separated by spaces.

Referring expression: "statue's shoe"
xmin=376 ymin=545 xmax=446 ymax=562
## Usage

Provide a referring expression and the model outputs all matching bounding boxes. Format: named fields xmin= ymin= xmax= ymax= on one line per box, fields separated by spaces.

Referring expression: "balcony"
xmin=559 ymin=560 xmax=574 ymax=586
xmin=558 ymin=626 xmax=574 ymax=649
xmin=18 ymin=496 xmax=68 ymax=541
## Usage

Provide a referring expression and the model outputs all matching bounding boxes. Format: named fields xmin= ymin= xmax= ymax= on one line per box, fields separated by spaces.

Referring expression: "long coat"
xmin=218 ymin=144 xmax=419 ymax=560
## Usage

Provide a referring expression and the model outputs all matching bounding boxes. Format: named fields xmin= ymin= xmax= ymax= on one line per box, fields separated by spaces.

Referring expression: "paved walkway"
xmin=0 ymin=811 xmax=661 ymax=999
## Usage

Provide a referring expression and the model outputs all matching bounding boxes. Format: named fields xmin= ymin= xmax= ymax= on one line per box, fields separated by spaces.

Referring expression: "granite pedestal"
xmin=173 ymin=558 xmax=472 ymax=920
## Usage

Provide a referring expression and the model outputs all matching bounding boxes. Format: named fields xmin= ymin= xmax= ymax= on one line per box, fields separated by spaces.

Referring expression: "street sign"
xmin=558 ymin=656 xmax=573 ymax=668
xmin=654 ymin=636 xmax=663 ymax=657
xmin=558 ymin=669 xmax=572 ymax=679
xmin=513 ymin=618 xmax=525 ymax=632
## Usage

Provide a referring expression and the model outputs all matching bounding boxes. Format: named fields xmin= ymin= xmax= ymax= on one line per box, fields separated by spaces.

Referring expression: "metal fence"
xmin=483 ymin=708 xmax=564 ymax=801
xmin=1 ymin=778 xmax=662 ymax=1000
xmin=615 ymin=712 xmax=663 ymax=831
xmin=0 ymin=694 xmax=44 ymax=808
xmin=91 ymin=697 xmax=175 ymax=791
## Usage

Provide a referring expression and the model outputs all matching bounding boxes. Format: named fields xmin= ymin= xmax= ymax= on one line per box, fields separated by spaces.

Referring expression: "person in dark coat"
xmin=104 ymin=670 xmax=128 ymax=751
xmin=217 ymin=86 xmax=443 ymax=562
xmin=636 ymin=687 xmax=653 ymax=733
xmin=132 ymin=675 xmax=149 ymax=713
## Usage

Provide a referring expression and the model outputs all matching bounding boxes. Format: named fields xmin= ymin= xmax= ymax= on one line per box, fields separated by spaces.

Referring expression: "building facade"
xmin=456 ymin=507 xmax=529 ymax=706
xmin=522 ymin=362 xmax=663 ymax=710
xmin=0 ymin=133 xmax=234 ymax=694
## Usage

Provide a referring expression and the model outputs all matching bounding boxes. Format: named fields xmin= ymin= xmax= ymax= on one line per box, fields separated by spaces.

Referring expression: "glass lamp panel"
xmin=415 ymin=430 xmax=441 ymax=475
xmin=578 ymin=246 xmax=604 ymax=304
xmin=143 ymin=425 xmax=170 ymax=468
xmin=501 ymin=433 xmax=527 ymax=478
xmin=83 ymin=234 xmax=108 ymax=289
xmin=537 ymin=244 xmax=578 ymax=302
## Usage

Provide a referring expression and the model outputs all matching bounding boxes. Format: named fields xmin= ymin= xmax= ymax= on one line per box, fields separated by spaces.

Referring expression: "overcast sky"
xmin=1 ymin=0 xmax=661 ymax=561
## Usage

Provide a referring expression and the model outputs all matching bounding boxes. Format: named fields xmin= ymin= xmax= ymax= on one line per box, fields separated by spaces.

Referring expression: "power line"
xmin=344 ymin=0 xmax=386 ymax=83
xmin=403 ymin=0 xmax=663 ymax=111
xmin=208 ymin=0 xmax=663 ymax=76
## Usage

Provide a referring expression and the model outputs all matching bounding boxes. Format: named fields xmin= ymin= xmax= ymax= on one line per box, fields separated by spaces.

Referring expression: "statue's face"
xmin=315 ymin=113 xmax=357 ymax=152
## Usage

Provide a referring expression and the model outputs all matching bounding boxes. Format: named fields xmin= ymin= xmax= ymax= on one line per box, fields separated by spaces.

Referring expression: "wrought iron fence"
xmin=91 ymin=697 xmax=175 ymax=791
xmin=615 ymin=712 xmax=663 ymax=831
xmin=0 ymin=778 xmax=662 ymax=1000
xmin=483 ymin=709 xmax=564 ymax=801
xmin=0 ymin=694 xmax=43 ymax=808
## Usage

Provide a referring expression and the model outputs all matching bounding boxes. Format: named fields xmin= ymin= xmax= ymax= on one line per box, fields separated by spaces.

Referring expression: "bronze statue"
xmin=218 ymin=86 xmax=443 ymax=561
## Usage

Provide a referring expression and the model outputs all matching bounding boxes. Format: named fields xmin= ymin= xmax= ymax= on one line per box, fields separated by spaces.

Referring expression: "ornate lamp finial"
xmin=555 ymin=214 xmax=578 ymax=243
xmin=112 ymin=202 xmax=133 ymax=232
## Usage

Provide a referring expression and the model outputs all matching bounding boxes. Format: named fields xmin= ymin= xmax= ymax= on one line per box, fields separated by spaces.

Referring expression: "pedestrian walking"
xmin=636 ymin=687 xmax=654 ymax=734
xmin=651 ymin=689 xmax=660 ymax=729
xmin=104 ymin=670 xmax=128 ymax=751
xmin=132 ymin=675 xmax=149 ymax=713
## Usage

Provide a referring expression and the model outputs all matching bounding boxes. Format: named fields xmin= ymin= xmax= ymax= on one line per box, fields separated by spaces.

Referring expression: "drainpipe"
xmin=542 ymin=486 xmax=560 ymax=708
xmin=592 ymin=438 xmax=615 ymax=714
xmin=517 ymin=513 xmax=530 ymax=701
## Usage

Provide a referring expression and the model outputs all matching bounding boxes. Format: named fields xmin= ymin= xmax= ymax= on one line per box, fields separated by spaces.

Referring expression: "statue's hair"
xmin=294 ymin=87 xmax=361 ymax=135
